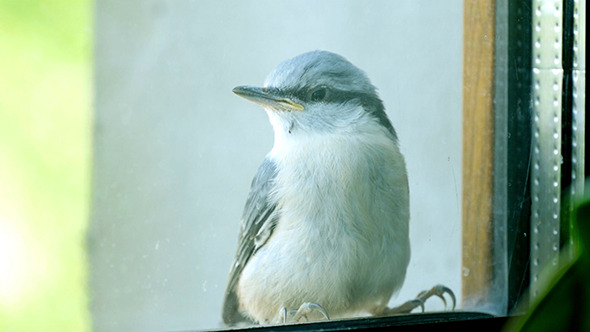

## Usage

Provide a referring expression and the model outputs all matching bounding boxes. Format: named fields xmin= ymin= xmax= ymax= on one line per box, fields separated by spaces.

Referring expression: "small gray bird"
xmin=223 ymin=50 xmax=411 ymax=325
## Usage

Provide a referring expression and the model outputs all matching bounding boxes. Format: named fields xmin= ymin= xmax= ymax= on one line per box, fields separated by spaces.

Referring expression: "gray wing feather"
xmin=222 ymin=158 xmax=279 ymax=325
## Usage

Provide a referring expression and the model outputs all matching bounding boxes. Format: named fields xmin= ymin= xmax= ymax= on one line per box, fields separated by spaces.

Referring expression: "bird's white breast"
xmin=238 ymin=117 xmax=410 ymax=323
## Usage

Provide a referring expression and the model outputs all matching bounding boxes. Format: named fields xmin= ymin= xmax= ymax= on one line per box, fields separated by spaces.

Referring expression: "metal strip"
xmin=530 ymin=0 xmax=563 ymax=301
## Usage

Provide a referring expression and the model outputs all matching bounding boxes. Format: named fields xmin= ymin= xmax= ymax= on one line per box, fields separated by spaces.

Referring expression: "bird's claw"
xmin=416 ymin=284 xmax=456 ymax=310
xmin=380 ymin=284 xmax=456 ymax=316
xmin=280 ymin=302 xmax=330 ymax=323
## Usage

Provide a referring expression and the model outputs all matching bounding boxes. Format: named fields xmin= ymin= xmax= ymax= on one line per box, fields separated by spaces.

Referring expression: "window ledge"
xmin=213 ymin=312 xmax=509 ymax=331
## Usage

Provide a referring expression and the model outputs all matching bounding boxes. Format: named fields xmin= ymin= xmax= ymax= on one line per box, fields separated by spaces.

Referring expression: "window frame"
xmin=461 ymin=0 xmax=534 ymax=314
xmin=461 ymin=0 xmax=584 ymax=320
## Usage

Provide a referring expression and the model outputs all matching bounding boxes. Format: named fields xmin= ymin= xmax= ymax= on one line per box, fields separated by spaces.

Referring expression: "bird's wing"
xmin=222 ymin=157 xmax=280 ymax=325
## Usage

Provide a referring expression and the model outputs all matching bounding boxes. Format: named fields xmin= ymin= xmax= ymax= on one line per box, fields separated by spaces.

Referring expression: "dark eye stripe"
xmin=284 ymin=87 xmax=365 ymax=104
xmin=277 ymin=87 xmax=397 ymax=139
xmin=323 ymin=89 xmax=397 ymax=139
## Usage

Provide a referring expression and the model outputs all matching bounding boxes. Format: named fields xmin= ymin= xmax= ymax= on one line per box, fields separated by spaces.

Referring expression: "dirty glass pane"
xmin=90 ymin=0 xmax=589 ymax=330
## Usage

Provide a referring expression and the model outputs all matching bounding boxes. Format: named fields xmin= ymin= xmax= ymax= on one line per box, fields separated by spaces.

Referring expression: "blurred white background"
xmin=90 ymin=1 xmax=463 ymax=330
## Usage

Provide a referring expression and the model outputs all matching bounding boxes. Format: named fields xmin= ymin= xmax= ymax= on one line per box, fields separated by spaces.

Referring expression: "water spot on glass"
xmin=462 ymin=267 xmax=470 ymax=277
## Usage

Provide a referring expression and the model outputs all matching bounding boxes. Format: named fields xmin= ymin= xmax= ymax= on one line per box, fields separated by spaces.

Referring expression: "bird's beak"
xmin=232 ymin=86 xmax=304 ymax=111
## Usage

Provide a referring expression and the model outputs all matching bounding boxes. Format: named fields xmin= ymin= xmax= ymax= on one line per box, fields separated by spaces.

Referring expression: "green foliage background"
xmin=0 ymin=0 xmax=91 ymax=330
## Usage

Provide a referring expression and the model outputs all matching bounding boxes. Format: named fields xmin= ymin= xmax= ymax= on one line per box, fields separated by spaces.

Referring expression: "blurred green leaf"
xmin=0 ymin=0 xmax=92 ymax=331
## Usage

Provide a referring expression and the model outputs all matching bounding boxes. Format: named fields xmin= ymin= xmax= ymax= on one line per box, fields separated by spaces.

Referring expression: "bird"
xmin=222 ymin=50 xmax=451 ymax=326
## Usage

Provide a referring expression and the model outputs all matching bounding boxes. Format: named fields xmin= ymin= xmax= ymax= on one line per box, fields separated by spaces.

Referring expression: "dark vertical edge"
xmin=560 ymin=0 xmax=575 ymax=248
xmin=505 ymin=0 xmax=533 ymax=314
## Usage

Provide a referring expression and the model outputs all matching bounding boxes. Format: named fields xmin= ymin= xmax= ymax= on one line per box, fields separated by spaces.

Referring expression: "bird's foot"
xmin=381 ymin=284 xmax=456 ymax=315
xmin=382 ymin=298 xmax=425 ymax=315
xmin=415 ymin=284 xmax=456 ymax=310
xmin=280 ymin=302 xmax=330 ymax=323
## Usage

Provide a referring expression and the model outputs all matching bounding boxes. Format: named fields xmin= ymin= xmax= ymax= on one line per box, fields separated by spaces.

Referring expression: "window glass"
xmin=89 ymin=0 xmax=582 ymax=330
xmin=92 ymin=1 xmax=463 ymax=330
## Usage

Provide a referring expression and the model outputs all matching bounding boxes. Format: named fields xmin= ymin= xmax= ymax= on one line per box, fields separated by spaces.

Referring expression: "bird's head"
xmin=233 ymin=50 xmax=396 ymax=139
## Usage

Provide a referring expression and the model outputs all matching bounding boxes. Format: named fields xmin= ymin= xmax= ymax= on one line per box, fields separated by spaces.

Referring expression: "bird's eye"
xmin=309 ymin=87 xmax=327 ymax=102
